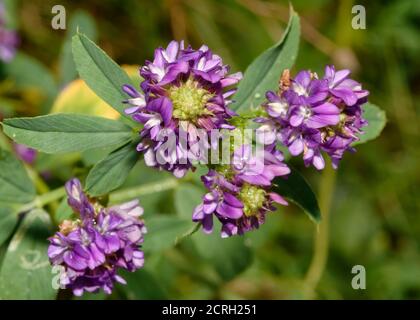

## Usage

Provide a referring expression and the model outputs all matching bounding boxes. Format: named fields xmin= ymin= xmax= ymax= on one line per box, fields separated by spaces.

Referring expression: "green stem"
xmin=175 ymin=222 xmax=201 ymax=245
xmin=24 ymin=164 xmax=61 ymax=224
xmin=18 ymin=187 xmax=66 ymax=226
xmin=24 ymin=164 xmax=50 ymax=195
xmin=17 ymin=178 xmax=179 ymax=220
xmin=109 ymin=178 xmax=179 ymax=204
xmin=303 ymin=162 xmax=336 ymax=298
xmin=35 ymin=187 xmax=66 ymax=208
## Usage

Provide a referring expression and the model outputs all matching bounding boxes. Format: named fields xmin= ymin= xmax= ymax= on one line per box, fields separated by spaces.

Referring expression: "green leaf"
xmin=0 ymin=209 xmax=57 ymax=300
xmin=86 ymin=141 xmax=140 ymax=196
xmin=353 ymin=103 xmax=387 ymax=146
xmin=193 ymin=226 xmax=253 ymax=281
xmin=4 ymin=53 xmax=57 ymax=110
xmin=273 ymin=167 xmax=321 ymax=222
xmin=59 ymin=10 xmax=97 ymax=85
xmin=144 ymin=216 xmax=193 ymax=252
xmin=2 ymin=114 xmax=133 ymax=154
xmin=0 ymin=207 xmax=18 ymax=247
xmin=72 ymin=33 xmax=133 ymax=120
xmin=174 ymin=183 xmax=204 ymax=220
xmin=81 ymin=145 xmax=120 ymax=167
xmin=0 ymin=148 xmax=36 ymax=203
xmin=231 ymin=9 xmax=300 ymax=112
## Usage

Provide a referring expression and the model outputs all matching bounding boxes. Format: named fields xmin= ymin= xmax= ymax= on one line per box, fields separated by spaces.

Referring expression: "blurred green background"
xmin=1 ymin=0 xmax=419 ymax=299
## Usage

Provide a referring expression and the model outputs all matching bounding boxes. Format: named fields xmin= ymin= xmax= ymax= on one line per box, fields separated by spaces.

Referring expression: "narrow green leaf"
xmin=59 ymin=10 xmax=97 ymax=85
xmin=232 ymin=9 xmax=300 ymax=112
xmin=353 ymin=103 xmax=387 ymax=146
xmin=72 ymin=33 xmax=133 ymax=120
xmin=193 ymin=225 xmax=253 ymax=281
xmin=4 ymin=53 xmax=57 ymax=113
xmin=2 ymin=114 xmax=133 ymax=154
xmin=144 ymin=216 xmax=193 ymax=252
xmin=0 ymin=209 xmax=56 ymax=300
xmin=0 ymin=207 xmax=18 ymax=247
xmin=273 ymin=167 xmax=321 ymax=222
xmin=0 ymin=148 xmax=36 ymax=203
xmin=86 ymin=141 xmax=140 ymax=196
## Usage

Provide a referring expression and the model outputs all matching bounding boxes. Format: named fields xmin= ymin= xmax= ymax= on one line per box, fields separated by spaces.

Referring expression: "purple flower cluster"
xmin=0 ymin=3 xmax=18 ymax=62
xmin=123 ymin=40 xmax=242 ymax=177
xmin=48 ymin=179 xmax=146 ymax=296
xmin=193 ymin=144 xmax=290 ymax=237
xmin=259 ymin=66 xmax=369 ymax=169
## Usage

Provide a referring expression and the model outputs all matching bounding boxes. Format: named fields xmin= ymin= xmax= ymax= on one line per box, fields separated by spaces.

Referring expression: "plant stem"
xmin=24 ymin=164 xmax=50 ymax=195
xmin=34 ymin=187 xmax=66 ymax=209
xmin=175 ymin=223 xmax=201 ymax=245
xmin=109 ymin=178 xmax=179 ymax=204
xmin=24 ymin=164 xmax=61 ymax=224
xmin=17 ymin=187 xmax=66 ymax=226
xmin=303 ymin=162 xmax=336 ymax=298
xmin=17 ymin=178 xmax=179 ymax=222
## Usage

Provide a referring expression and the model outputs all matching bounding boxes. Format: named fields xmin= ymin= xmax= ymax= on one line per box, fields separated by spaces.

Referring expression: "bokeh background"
xmin=0 ymin=0 xmax=419 ymax=299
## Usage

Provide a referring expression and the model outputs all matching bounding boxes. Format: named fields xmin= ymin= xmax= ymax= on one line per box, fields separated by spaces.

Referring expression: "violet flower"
xmin=13 ymin=143 xmax=37 ymax=165
xmin=122 ymin=41 xmax=242 ymax=177
xmin=193 ymin=144 xmax=290 ymax=237
xmin=48 ymin=178 xmax=146 ymax=296
xmin=0 ymin=3 xmax=18 ymax=63
xmin=260 ymin=65 xmax=369 ymax=169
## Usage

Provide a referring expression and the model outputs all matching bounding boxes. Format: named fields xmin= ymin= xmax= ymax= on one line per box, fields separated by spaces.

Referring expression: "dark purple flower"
xmin=13 ymin=143 xmax=37 ymax=164
xmin=48 ymin=178 xmax=146 ymax=296
xmin=324 ymin=65 xmax=369 ymax=106
xmin=289 ymin=70 xmax=329 ymax=105
xmin=193 ymin=144 xmax=289 ymax=237
xmin=0 ymin=3 xmax=18 ymax=63
xmin=122 ymin=41 xmax=242 ymax=177
xmin=260 ymin=66 xmax=369 ymax=169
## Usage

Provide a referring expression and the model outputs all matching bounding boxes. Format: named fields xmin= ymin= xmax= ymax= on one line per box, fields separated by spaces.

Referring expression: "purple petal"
xmin=312 ymin=102 xmax=340 ymax=115
xmin=192 ymin=204 xmax=204 ymax=220
xmin=164 ymin=41 xmax=179 ymax=62
xmin=223 ymin=193 xmax=244 ymax=208
xmin=306 ymin=114 xmax=339 ymax=128
xmin=63 ymin=251 xmax=88 ymax=271
xmin=217 ymin=201 xmax=243 ymax=219
xmin=313 ymin=153 xmax=325 ymax=170
xmin=290 ymin=114 xmax=304 ymax=127
xmin=294 ymin=70 xmax=311 ymax=88
xmin=331 ymin=88 xmax=358 ymax=106
xmin=269 ymin=192 xmax=288 ymax=206
xmin=289 ymin=138 xmax=304 ymax=156
xmin=202 ymin=214 xmax=214 ymax=234
xmin=239 ymin=174 xmax=271 ymax=186
xmin=159 ymin=61 xmax=189 ymax=85
xmin=332 ymin=69 xmax=351 ymax=86
xmin=122 ymin=84 xmax=140 ymax=98
xmin=221 ymin=223 xmax=238 ymax=238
